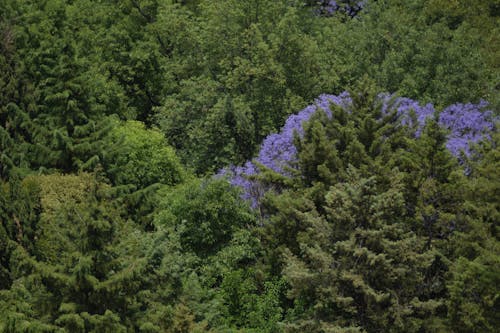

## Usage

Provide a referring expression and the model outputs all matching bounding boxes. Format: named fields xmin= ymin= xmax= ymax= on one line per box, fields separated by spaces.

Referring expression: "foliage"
xmin=104 ymin=120 xmax=186 ymax=188
xmin=259 ymin=88 xmax=464 ymax=331
xmin=446 ymin=132 xmax=500 ymax=332
xmin=155 ymin=178 xmax=255 ymax=257
xmin=226 ymin=91 xmax=496 ymax=208
xmin=0 ymin=173 xmax=146 ymax=331
xmin=155 ymin=0 xmax=341 ymax=173
xmin=0 ymin=0 xmax=499 ymax=332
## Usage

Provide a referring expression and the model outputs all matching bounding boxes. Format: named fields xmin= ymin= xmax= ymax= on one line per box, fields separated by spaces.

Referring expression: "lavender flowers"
xmin=223 ymin=92 xmax=496 ymax=207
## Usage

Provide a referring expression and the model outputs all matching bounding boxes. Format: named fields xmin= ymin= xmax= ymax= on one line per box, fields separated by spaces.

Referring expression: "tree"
xmin=282 ymin=167 xmax=447 ymax=332
xmin=103 ymin=120 xmax=186 ymax=189
xmin=155 ymin=178 xmax=255 ymax=257
xmin=155 ymin=0 xmax=338 ymax=173
xmin=0 ymin=1 xmax=38 ymax=179
xmin=0 ymin=0 xmax=130 ymax=174
xmin=0 ymin=173 xmax=153 ymax=331
xmin=446 ymin=132 xmax=500 ymax=332
xmin=325 ymin=0 xmax=499 ymax=108
xmin=259 ymin=88 xmax=462 ymax=331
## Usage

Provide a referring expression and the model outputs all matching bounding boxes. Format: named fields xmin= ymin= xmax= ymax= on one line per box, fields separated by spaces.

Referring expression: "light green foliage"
xmin=0 ymin=173 xmax=151 ymax=331
xmin=98 ymin=119 xmax=187 ymax=229
xmin=104 ymin=120 xmax=185 ymax=188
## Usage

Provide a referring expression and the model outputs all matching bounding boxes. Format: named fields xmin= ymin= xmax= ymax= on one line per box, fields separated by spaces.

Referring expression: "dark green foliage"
xmin=0 ymin=177 xmax=42 ymax=293
xmin=152 ymin=178 xmax=291 ymax=332
xmin=329 ymin=0 xmax=500 ymax=108
xmin=259 ymin=89 xmax=466 ymax=332
xmin=446 ymin=132 xmax=500 ymax=332
xmin=155 ymin=0 xmax=339 ymax=173
xmin=281 ymin=168 xmax=449 ymax=332
xmin=0 ymin=0 xmax=127 ymax=175
xmin=0 ymin=3 xmax=37 ymax=179
xmin=155 ymin=178 xmax=255 ymax=257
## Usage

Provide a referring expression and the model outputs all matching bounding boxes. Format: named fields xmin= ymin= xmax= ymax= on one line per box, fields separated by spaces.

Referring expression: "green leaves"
xmin=155 ymin=178 xmax=255 ymax=256
xmin=104 ymin=120 xmax=185 ymax=188
xmin=0 ymin=1 xmax=498 ymax=332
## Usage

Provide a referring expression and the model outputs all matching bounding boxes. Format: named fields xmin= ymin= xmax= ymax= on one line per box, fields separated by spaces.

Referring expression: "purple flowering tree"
xmin=219 ymin=93 xmax=352 ymax=207
xmin=379 ymin=94 xmax=496 ymax=156
xmin=379 ymin=93 xmax=436 ymax=136
xmin=222 ymin=92 xmax=496 ymax=208
xmin=439 ymin=101 xmax=495 ymax=157
xmin=313 ymin=0 xmax=368 ymax=17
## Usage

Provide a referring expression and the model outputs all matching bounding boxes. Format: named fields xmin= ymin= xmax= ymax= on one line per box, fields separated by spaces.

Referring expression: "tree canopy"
xmin=0 ymin=1 xmax=498 ymax=332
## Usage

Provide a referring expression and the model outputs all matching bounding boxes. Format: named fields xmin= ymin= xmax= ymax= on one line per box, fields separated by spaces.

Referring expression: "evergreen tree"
xmin=0 ymin=1 xmax=37 ymax=179
xmin=0 ymin=173 xmax=155 ymax=331
xmin=446 ymin=132 xmax=500 ymax=332
xmin=261 ymin=87 xmax=463 ymax=332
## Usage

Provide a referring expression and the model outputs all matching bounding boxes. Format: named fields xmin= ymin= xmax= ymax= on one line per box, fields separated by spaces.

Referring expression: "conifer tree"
xmin=261 ymin=86 xmax=462 ymax=332
xmin=0 ymin=174 xmax=154 ymax=331
xmin=0 ymin=2 xmax=38 ymax=179
xmin=446 ymin=132 xmax=500 ymax=332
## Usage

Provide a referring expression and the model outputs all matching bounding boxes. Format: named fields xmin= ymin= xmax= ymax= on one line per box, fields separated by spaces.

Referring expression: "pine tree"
xmin=446 ymin=132 xmax=500 ymax=332
xmin=263 ymin=87 xmax=460 ymax=331
xmin=0 ymin=0 xmax=132 ymax=174
xmin=282 ymin=167 xmax=449 ymax=332
xmin=0 ymin=1 xmax=38 ymax=179
xmin=0 ymin=173 xmax=156 ymax=331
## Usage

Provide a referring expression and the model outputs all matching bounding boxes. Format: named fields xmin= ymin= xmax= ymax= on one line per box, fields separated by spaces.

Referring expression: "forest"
xmin=0 ymin=0 xmax=499 ymax=332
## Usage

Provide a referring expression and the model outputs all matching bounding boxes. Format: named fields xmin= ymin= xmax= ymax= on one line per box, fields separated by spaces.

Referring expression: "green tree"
xmin=0 ymin=0 xmax=130 ymax=174
xmin=0 ymin=1 xmax=38 ymax=179
xmin=446 ymin=132 xmax=500 ymax=332
xmin=261 ymin=89 xmax=462 ymax=332
xmin=155 ymin=0 xmax=339 ymax=173
xmin=327 ymin=0 xmax=499 ymax=108
xmin=103 ymin=120 xmax=186 ymax=188
xmin=99 ymin=119 xmax=187 ymax=229
xmin=155 ymin=178 xmax=255 ymax=257
xmin=0 ymin=173 xmax=153 ymax=331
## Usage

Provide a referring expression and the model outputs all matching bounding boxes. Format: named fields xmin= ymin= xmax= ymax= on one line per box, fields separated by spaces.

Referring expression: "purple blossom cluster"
xmin=256 ymin=92 xmax=352 ymax=174
xmin=220 ymin=92 xmax=351 ymax=207
xmin=439 ymin=101 xmax=495 ymax=157
xmin=379 ymin=93 xmax=436 ymax=136
xmin=380 ymin=94 xmax=496 ymax=156
xmin=222 ymin=92 xmax=496 ymax=208
xmin=315 ymin=0 xmax=367 ymax=17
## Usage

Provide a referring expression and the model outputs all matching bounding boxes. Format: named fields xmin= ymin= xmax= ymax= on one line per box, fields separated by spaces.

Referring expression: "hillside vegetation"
xmin=1 ymin=1 xmax=499 ymax=332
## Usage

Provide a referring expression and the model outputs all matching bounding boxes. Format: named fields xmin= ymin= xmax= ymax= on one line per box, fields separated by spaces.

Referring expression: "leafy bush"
xmin=104 ymin=120 xmax=186 ymax=188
